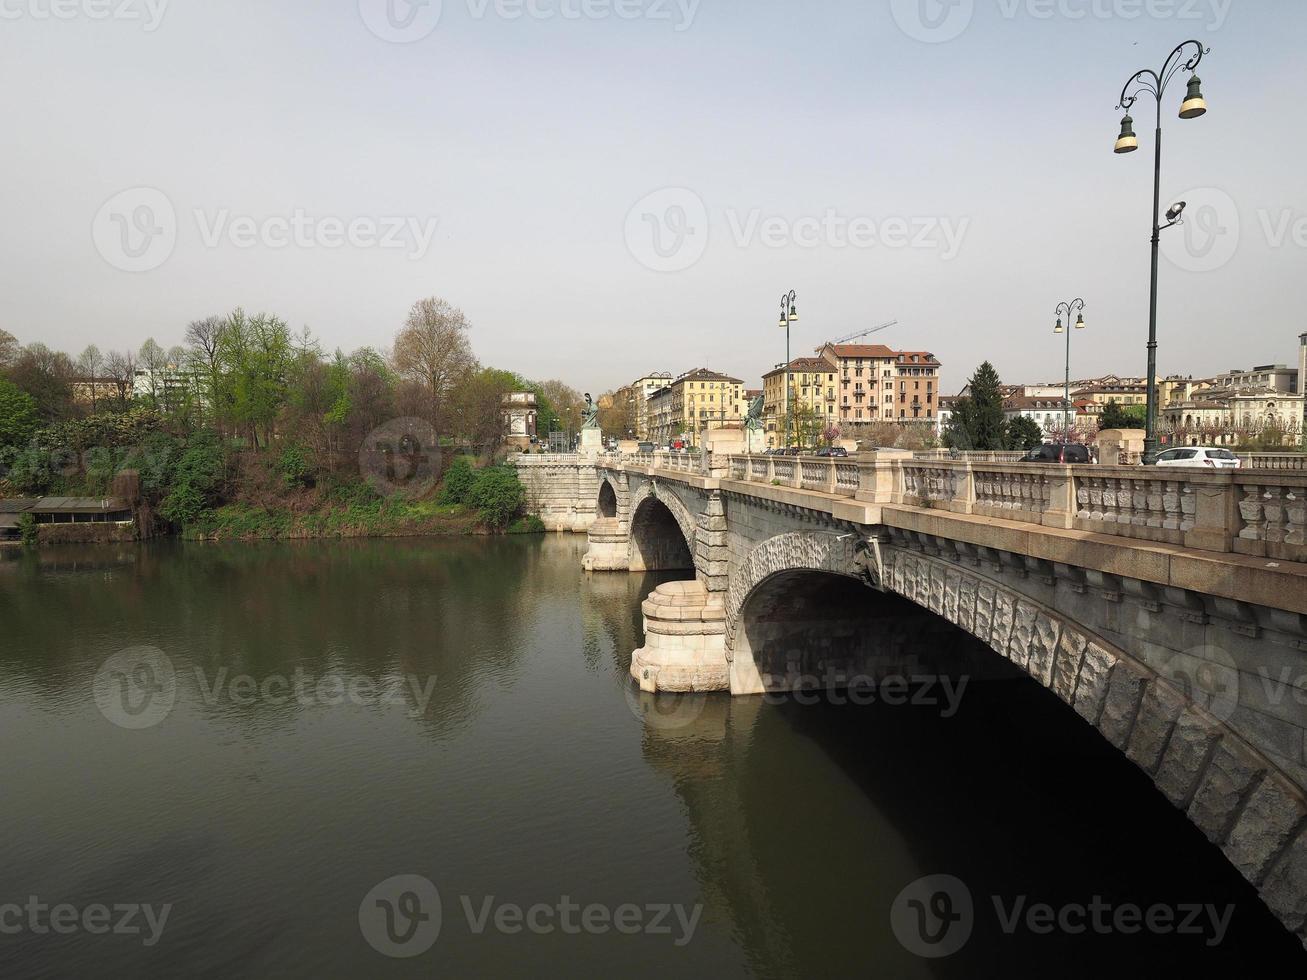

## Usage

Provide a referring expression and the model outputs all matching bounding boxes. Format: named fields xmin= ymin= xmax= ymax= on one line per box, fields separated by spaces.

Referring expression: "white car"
xmin=1154 ymin=447 xmax=1242 ymax=469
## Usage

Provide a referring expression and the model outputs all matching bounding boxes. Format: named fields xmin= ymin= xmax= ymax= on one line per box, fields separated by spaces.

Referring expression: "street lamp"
xmin=1113 ymin=40 xmax=1210 ymax=464
xmin=1054 ymin=299 xmax=1086 ymax=441
xmin=779 ymin=290 xmax=798 ymax=447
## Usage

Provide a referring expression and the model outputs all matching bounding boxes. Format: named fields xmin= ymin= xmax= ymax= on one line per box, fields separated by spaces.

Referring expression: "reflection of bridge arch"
xmin=628 ymin=483 xmax=698 ymax=576
xmin=725 ymin=531 xmax=1307 ymax=930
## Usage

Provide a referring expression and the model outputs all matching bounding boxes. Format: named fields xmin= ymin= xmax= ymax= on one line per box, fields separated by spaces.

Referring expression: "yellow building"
xmin=762 ymin=358 xmax=838 ymax=447
xmin=647 ymin=368 xmax=747 ymax=448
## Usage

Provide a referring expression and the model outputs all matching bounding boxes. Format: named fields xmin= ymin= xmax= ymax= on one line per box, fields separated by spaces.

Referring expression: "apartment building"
xmin=814 ymin=343 xmax=942 ymax=424
xmin=647 ymin=368 xmax=748 ymax=448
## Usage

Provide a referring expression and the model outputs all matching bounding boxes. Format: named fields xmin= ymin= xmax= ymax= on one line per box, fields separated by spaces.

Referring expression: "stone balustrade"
xmin=704 ymin=454 xmax=1307 ymax=564
xmin=1243 ymin=453 xmax=1307 ymax=471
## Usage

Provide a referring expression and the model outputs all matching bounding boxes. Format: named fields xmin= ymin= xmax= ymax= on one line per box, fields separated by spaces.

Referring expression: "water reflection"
xmin=0 ymin=536 xmax=1302 ymax=977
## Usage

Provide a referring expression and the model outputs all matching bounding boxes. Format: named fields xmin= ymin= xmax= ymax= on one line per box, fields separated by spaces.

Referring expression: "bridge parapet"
xmin=713 ymin=454 xmax=1307 ymax=567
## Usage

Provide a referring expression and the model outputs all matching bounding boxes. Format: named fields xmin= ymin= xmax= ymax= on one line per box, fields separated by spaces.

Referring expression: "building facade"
xmin=646 ymin=368 xmax=747 ymax=448
xmin=627 ymin=372 xmax=674 ymax=439
xmin=813 ymin=343 xmax=942 ymax=425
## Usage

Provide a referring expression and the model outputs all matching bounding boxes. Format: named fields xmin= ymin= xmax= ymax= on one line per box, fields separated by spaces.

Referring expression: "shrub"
xmin=467 ymin=465 xmax=526 ymax=528
xmin=277 ymin=444 xmax=313 ymax=488
xmin=507 ymin=514 xmax=545 ymax=535
xmin=439 ymin=455 xmax=476 ymax=505
xmin=1 ymin=445 xmax=53 ymax=495
xmin=17 ymin=513 xmax=38 ymax=547
xmin=0 ymin=379 xmax=39 ymax=449
xmin=159 ymin=432 xmax=228 ymax=527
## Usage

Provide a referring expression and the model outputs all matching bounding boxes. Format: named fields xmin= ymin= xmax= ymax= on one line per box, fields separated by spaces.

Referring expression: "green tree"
xmin=0 ymin=378 xmax=39 ymax=447
xmin=216 ymin=309 xmax=293 ymax=447
xmin=1005 ymin=415 xmax=1044 ymax=451
xmin=944 ymin=362 xmax=1006 ymax=450
xmin=1099 ymin=401 xmax=1146 ymax=431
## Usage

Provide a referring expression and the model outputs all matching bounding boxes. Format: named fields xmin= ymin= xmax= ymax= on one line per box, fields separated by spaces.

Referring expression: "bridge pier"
xmin=582 ymin=518 xmax=630 ymax=571
xmin=630 ymin=580 xmax=730 ymax=693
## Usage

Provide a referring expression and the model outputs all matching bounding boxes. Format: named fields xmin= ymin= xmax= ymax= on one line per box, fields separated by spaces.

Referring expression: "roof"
xmin=895 ymin=351 xmax=939 ymax=364
xmin=0 ymin=497 xmax=133 ymax=515
xmin=676 ymin=368 xmax=743 ymax=384
xmin=823 ymin=343 xmax=898 ymax=359
xmin=1003 ymin=396 xmax=1066 ymax=410
xmin=763 ymin=358 xmax=837 ymax=379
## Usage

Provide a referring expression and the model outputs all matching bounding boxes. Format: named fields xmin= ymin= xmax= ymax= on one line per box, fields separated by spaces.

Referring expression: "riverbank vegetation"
xmin=0 ymin=297 xmax=551 ymax=541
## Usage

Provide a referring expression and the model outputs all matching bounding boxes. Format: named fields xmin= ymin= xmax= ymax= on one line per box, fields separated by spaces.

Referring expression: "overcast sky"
xmin=1 ymin=0 xmax=1303 ymax=395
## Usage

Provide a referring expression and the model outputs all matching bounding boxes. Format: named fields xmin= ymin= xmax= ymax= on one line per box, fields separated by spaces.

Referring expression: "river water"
xmin=0 ymin=536 xmax=1302 ymax=977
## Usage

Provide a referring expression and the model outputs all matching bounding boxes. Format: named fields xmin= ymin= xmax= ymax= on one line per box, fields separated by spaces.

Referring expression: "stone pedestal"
xmin=583 ymin=518 xmax=630 ymax=571
xmin=579 ymin=427 xmax=604 ymax=454
xmin=630 ymin=580 xmax=729 ymax=693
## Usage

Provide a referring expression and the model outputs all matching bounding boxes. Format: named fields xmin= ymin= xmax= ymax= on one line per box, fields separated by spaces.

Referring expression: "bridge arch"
xmin=628 ymin=482 xmax=698 ymax=574
xmin=598 ymin=478 xmax=619 ymax=520
xmin=725 ymin=531 xmax=1307 ymax=933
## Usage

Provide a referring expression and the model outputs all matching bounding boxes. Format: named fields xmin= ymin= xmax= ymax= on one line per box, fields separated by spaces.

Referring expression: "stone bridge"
xmin=515 ymin=450 xmax=1307 ymax=943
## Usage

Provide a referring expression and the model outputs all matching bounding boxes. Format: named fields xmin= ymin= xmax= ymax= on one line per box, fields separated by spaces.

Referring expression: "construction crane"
xmin=815 ymin=320 xmax=898 ymax=353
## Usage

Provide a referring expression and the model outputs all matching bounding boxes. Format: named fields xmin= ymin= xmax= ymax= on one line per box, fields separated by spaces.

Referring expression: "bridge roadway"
xmin=514 ymin=449 xmax=1307 ymax=943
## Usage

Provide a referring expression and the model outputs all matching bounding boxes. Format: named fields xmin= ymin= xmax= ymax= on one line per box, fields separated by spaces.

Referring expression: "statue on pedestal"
xmin=582 ymin=393 xmax=600 ymax=430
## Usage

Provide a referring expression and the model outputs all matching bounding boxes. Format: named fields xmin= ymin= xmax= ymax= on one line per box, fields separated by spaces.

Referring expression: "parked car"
xmin=1019 ymin=443 xmax=1092 ymax=464
xmin=637 ymin=442 xmax=655 ymax=453
xmin=814 ymin=446 xmax=849 ymax=457
xmin=1155 ymin=447 xmax=1241 ymax=469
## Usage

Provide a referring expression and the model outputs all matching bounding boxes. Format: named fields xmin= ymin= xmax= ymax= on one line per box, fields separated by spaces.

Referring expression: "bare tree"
xmin=537 ymin=379 xmax=583 ymax=435
xmin=185 ymin=316 xmax=226 ymax=426
xmin=138 ymin=338 xmax=166 ymax=401
xmin=77 ymin=345 xmax=105 ymax=412
xmin=0 ymin=329 xmax=18 ymax=371
xmin=104 ymin=349 xmax=136 ymax=407
xmin=391 ymin=297 xmax=477 ymax=434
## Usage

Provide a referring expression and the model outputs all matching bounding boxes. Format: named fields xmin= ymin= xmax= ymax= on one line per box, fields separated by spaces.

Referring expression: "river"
xmin=0 ymin=536 xmax=1302 ymax=977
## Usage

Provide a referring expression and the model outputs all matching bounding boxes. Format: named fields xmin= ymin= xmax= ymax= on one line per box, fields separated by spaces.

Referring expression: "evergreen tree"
xmin=944 ymin=361 xmax=1007 ymax=451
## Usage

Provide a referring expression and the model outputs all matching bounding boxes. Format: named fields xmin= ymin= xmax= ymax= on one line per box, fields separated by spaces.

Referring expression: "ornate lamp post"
xmin=1113 ymin=40 xmax=1210 ymax=464
xmin=778 ymin=290 xmax=798 ymax=448
xmin=1054 ymin=299 xmax=1086 ymax=441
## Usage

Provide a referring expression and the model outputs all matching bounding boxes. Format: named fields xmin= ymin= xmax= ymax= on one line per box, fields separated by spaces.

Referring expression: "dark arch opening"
xmin=715 ymin=566 xmax=1307 ymax=970
xmin=598 ymin=481 xmax=618 ymax=519
xmin=736 ymin=569 xmax=1017 ymax=692
xmin=629 ymin=498 xmax=693 ymax=574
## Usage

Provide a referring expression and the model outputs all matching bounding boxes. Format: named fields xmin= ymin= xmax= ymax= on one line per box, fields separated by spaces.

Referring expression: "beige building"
xmin=70 ymin=377 xmax=127 ymax=407
xmin=814 ymin=343 xmax=942 ymax=425
xmin=626 ymin=372 xmax=674 ymax=440
xmin=647 ymin=368 xmax=747 ymax=448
